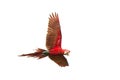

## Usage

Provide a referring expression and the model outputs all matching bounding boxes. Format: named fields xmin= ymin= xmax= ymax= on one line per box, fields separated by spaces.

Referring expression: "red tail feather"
xmin=19 ymin=48 xmax=47 ymax=59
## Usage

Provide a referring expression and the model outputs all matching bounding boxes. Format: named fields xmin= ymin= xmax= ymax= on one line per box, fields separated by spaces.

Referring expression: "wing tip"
xmin=60 ymin=64 xmax=69 ymax=67
xmin=49 ymin=12 xmax=59 ymax=18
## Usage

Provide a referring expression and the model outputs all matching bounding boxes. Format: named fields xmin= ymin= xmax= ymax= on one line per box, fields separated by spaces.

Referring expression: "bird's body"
xmin=19 ymin=13 xmax=70 ymax=67
xmin=49 ymin=47 xmax=64 ymax=55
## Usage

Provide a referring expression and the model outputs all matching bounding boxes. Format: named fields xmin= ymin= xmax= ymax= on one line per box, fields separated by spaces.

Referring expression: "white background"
xmin=0 ymin=0 xmax=120 ymax=80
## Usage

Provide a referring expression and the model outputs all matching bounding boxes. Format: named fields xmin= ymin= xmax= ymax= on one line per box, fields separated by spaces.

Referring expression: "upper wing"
xmin=49 ymin=54 xmax=69 ymax=67
xmin=46 ymin=13 xmax=62 ymax=50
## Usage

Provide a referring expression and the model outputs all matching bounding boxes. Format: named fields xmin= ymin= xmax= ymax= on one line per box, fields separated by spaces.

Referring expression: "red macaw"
xmin=19 ymin=13 xmax=70 ymax=67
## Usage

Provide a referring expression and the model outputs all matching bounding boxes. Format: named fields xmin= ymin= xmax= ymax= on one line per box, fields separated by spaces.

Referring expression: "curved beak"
xmin=64 ymin=50 xmax=70 ymax=56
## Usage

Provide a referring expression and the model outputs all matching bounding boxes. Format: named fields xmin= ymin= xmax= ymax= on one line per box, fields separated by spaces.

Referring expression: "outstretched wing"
xmin=49 ymin=54 xmax=69 ymax=67
xmin=46 ymin=13 xmax=62 ymax=50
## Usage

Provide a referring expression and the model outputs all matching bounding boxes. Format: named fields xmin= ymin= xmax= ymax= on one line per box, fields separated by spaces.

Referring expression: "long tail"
xmin=19 ymin=48 xmax=47 ymax=59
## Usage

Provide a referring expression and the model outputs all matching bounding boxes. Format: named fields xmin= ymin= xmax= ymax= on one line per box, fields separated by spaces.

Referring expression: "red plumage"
xmin=19 ymin=12 xmax=70 ymax=67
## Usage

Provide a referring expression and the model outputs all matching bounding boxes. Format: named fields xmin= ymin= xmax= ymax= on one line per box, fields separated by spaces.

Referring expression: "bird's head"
xmin=63 ymin=49 xmax=70 ymax=56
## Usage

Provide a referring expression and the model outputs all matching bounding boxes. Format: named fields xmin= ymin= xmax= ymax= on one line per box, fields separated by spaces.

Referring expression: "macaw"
xmin=19 ymin=13 xmax=70 ymax=67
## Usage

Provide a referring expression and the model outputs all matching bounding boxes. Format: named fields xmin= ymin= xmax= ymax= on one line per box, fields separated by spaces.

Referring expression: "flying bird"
xmin=19 ymin=13 xmax=70 ymax=67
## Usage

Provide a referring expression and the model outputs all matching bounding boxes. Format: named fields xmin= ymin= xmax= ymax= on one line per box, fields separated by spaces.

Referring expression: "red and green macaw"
xmin=19 ymin=13 xmax=70 ymax=67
